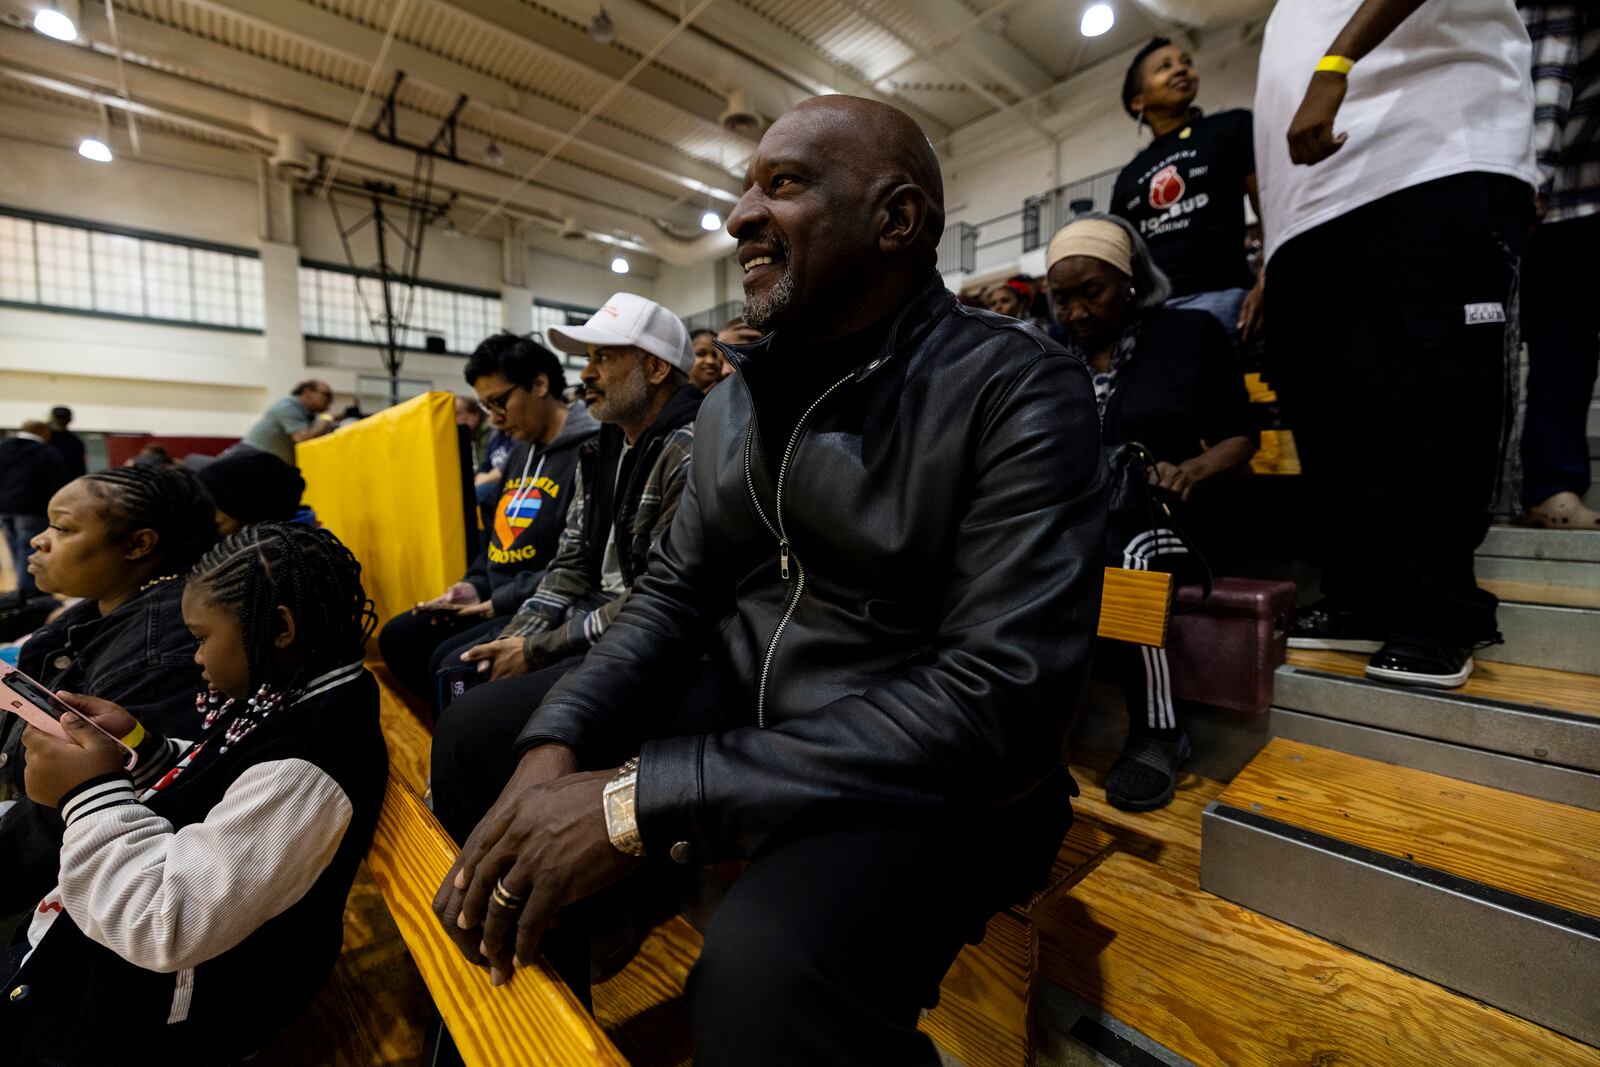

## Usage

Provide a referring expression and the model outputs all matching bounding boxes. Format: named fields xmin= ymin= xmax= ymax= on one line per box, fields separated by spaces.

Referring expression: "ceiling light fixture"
xmin=1080 ymin=3 xmax=1114 ymax=37
xmin=610 ymin=255 xmax=629 ymax=274
xmin=483 ymin=140 xmax=505 ymax=167
xmin=700 ymin=211 xmax=721 ymax=232
xmin=589 ymin=6 xmax=616 ymax=45
xmin=33 ymin=1 xmax=79 ymax=41
xmin=78 ymin=136 xmax=112 ymax=162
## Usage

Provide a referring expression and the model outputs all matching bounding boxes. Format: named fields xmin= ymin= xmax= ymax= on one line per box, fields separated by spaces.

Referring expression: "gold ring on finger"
xmin=492 ymin=878 xmax=528 ymax=909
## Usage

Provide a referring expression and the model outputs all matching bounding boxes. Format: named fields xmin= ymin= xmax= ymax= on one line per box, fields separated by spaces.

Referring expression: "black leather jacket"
xmin=517 ymin=275 xmax=1108 ymax=863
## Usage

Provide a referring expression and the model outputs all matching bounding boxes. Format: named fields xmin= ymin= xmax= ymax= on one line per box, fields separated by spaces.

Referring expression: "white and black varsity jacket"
xmin=0 ymin=661 xmax=387 ymax=1066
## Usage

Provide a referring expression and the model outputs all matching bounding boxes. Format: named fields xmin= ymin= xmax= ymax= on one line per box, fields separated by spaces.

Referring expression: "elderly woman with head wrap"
xmin=1046 ymin=213 xmax=1256 ymax=812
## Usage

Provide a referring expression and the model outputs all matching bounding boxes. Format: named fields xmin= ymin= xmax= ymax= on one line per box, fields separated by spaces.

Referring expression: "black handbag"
xmin=1102 ymin=442 xmax=1212 ymax=607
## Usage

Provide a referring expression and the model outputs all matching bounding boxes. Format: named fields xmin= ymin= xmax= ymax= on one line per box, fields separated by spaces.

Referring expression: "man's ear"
xmin=878 ymin=184 xmax=931 ymax=257
xmin=271 ymin=604 xmax=297 ymax=650
xmin=644 ymin=354 xmax=674 ymax=387
xmin=124 ymin=528 xmax=159 ymax=563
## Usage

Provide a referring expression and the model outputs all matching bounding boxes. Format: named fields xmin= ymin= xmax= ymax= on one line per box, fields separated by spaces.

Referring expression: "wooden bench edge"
xmin=366 ymin=775 xmax=629 ymax=1067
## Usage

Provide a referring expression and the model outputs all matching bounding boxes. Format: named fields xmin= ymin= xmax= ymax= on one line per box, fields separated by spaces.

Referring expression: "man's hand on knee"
xmin=432 ymin=744 xmax=579 ymax=969
xmin=461 ymin=636 xmax=531 ymax=681
xmin=454 ymin=766 xmax=640 ymax=986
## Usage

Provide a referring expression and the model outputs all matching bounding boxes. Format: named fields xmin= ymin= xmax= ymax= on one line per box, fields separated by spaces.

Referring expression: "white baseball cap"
xmin=547 ymin=292 xmax=694 ymax=376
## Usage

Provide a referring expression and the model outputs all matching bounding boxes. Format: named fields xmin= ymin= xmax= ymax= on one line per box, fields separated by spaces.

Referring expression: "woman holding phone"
xmin=0 ymin=464 xmax=216 ymax=912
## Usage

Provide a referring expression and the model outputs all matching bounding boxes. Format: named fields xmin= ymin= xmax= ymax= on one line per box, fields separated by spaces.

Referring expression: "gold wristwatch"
xmin=602 ymin=757 xmax=644 ymax=856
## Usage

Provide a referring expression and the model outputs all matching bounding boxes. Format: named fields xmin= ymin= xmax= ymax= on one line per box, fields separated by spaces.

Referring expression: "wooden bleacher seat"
xmin=352 ymin=565 xmax=1175 ymax=1066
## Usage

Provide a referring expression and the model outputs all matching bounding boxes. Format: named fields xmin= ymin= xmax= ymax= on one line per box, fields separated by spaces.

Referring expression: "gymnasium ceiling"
xmin=0 ymin=0 xmax=1264 ymax=261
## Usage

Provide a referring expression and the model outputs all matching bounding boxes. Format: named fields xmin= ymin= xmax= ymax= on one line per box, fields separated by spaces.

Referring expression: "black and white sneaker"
xmin=1287 ymin=600 xmax=1383 ymax=654
xmin=1364 ymin=635 xmax=1474 ymax=689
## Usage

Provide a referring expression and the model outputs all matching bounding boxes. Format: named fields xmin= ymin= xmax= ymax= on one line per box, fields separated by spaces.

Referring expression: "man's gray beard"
xmin=593 ymin=360 xmax=651 ymax=426
xmin=742 ymin=264 xmax=795 ymax=331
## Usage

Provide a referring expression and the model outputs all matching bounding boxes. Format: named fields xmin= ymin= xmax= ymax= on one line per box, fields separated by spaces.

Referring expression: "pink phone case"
xmin=0 ymin=667 xmax=139 ymax=768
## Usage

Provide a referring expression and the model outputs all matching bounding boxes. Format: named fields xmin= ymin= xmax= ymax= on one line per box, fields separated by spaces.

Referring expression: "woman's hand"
xmin=461 ymin=637 xmax=530 ymax=681
xmin=418 ymin=582 xmax=481 ymax=612
xmin=21 ymin=699 xmax=135 ymax=808
xmin=1150 ymin=461 xmax=1199 ymax=502
xmin=1237 ymin=276 xmax=1266 ymax=344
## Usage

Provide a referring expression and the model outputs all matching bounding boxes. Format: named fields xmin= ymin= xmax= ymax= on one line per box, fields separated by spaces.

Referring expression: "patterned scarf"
xmin=1062 ymin=316 xmax=1142 ymax=421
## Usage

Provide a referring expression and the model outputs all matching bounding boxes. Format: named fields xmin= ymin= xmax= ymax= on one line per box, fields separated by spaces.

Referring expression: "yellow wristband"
xmin=1316 ymin=54 xmax=1355 ymax=75
xmin=118 ymin=721 xmax=146 ymax=750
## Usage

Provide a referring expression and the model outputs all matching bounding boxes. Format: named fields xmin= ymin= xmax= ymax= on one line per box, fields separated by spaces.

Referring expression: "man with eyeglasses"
xmin=376 ymin=333 xmax=599 ymax=710
xmin=240 ymin=379 xmax=335 ymax=465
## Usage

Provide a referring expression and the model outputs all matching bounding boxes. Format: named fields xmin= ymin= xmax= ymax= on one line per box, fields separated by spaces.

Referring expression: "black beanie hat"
xmin=198 ymin=449 xmax=306 ymax=526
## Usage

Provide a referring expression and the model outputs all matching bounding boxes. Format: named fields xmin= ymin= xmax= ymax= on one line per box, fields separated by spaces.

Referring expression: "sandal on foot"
xmin=1526 ymin=492 xmax=1600 ymax=529
xmin=1105 ymin=732 xmax=1193 ymax=812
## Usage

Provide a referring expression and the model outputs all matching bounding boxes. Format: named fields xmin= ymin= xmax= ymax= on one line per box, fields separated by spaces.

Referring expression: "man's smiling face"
xmin=727 ymin=104 xmax=882 ymax=334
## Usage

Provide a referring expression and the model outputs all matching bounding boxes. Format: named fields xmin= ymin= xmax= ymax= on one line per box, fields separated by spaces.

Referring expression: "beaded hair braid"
xmin=186 ymin=523 xmax=376 ymax=693
xmin=81 ymin=465 xmax=218 ymax=573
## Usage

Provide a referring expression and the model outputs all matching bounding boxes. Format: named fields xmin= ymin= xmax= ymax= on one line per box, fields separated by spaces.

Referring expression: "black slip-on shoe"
xmin=1106 ymin=731 xmax=1193 ymax=812
xmin=1364 ymin=635 xmax=1474 ymax=689
xmin=1287 ymin=599 xmax=1383 ymax=654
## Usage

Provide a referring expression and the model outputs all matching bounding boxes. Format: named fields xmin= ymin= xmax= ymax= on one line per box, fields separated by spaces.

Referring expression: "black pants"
xmin=375 ymin=611 xmax=500 ymax=710
xmin=430 ymin=661 xmax=1071 ymax=1065
xmin=1268 ymin=172 xmax=1529 ymax=644
xmin=1520 ymin=212 xmax=1600 ymax=508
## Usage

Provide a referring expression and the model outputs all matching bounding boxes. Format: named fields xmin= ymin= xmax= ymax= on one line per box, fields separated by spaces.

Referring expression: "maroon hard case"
xmin=1165 ymin=577 xmax=1297 ymax=716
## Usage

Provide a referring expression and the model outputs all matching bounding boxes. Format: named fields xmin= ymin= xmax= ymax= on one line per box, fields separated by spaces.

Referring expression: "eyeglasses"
xmin=478 ymin=383 xmax=525 ymax=416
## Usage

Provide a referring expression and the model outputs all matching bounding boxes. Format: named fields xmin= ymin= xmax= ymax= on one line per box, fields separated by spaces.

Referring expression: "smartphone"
xmin=413 ymin=603 xmax=463 ymax=616
xmin=436 ymin=661 xmax=488 ymax=711
xmin=0 ymin=666 xmax=139 ymax=769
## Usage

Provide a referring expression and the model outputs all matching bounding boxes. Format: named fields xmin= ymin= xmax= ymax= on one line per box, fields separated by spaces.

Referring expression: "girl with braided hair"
xmin=1 ymin=464 xmax=217 ymax=911
xmin=8 ymin=524 xmax=388 ymax=1064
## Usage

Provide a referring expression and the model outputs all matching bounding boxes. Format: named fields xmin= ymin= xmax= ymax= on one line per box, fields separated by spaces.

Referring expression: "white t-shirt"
xmin=599 ymin=442 xmax=633 ymax=596
xmin=1253 ymin=0 xmax=1537 ymax=264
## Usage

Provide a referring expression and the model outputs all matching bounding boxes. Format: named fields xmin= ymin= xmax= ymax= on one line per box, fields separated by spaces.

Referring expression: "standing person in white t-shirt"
xmin=1257 ymin=0 xmax=1537 ymax=689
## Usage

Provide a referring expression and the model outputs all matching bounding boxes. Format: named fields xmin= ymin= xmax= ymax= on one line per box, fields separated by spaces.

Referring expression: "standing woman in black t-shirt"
xmin=1112 ymin=37 xmax=1265 ymax=346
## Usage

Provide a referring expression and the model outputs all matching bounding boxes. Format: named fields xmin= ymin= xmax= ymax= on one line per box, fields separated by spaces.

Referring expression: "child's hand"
xmin=56 ymin=692 xmax=138 ymax=739
xmin=22 ymin=711 xmax=130 ymax=809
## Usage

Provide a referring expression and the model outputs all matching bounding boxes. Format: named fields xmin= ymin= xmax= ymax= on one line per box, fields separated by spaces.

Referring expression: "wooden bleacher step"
xmin=1037 ymin=850 xmax=1600 ymax=1067
xmin=918 ymin=820 xmax=1117 ymax=1067
xmin=1476 ymin=526 xmax=1600 ymax=588
xmin=1200 ymin=738 xmax=1600 ymax=1047
xmin=1471 ymin=580 xmax=1600 ymax=675
xmin=1272 ymin=649 xmax=1600 ymax=811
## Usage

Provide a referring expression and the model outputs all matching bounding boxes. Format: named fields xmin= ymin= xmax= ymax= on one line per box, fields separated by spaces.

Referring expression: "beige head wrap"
xmin=1045 ymin=218 xmax=1134 ymax=277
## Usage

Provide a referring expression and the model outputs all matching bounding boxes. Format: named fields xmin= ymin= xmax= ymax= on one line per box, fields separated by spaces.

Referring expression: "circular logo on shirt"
xmin=1148 ymin=164 xmax=1186 ymax=210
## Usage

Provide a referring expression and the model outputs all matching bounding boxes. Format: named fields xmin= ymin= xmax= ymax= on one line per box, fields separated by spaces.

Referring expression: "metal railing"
xmin=936 ymin=221 xmax=977 ymax=275
xmin=1021 ymin=167 xmax=1121 ymax=252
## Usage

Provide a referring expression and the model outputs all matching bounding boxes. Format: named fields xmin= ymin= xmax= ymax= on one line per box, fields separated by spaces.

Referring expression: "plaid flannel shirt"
xmin=1525 ymin=3 xmax=1600 ymax=223
xmin=502 ymin=424 xmax=695 ymax=664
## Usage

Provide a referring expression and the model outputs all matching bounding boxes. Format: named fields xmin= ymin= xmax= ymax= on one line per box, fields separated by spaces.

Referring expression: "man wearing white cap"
xmin=433 ymin=290 xmax=704 ymax=833
xmin=443 ymin=292 xmax=702 ymax=687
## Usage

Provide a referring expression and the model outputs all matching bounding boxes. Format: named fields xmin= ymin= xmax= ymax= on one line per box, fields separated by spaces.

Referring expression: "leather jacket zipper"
xmin=748 ymin=372 xmax=855 ymax=727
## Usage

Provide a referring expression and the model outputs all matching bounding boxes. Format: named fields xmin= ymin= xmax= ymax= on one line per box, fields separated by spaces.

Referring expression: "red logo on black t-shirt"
xmin=1148 ymin=165 xmax=1186 ymax=209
